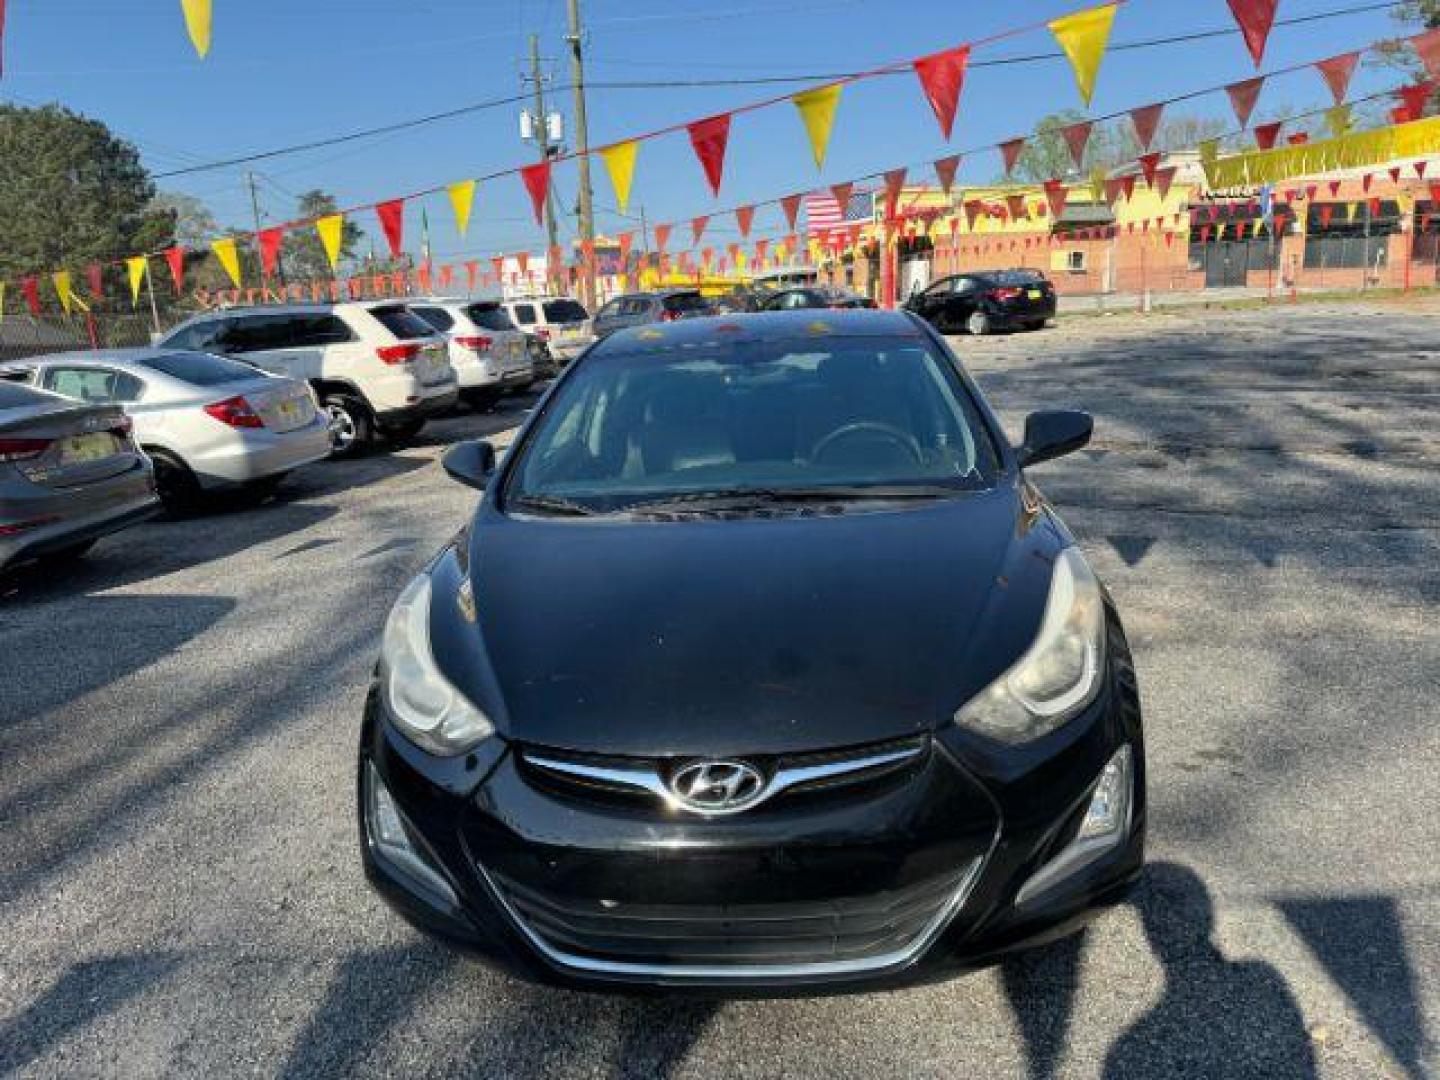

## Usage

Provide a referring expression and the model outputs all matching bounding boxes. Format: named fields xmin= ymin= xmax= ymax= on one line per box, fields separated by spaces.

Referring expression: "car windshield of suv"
xmin=370 ymin=305 xmax=437 ymax=340
xmin=142 ymin=351 xmax=259 ymax=385
xmin=542 ymin=299 xmax=588 ymax=323
xmin=467 ymin=303 xmax=516 ymax=331
xmin=506 ymin=333 xmax=1000 ymax=515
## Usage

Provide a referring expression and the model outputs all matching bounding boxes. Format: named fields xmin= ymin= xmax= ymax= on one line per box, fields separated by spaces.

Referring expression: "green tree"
xmin=150 ymin=192 xmax=219 ymax=249
xmin=0 ymin=104 xmax=173 ymax=301
xmin=1007 ymin=110 xmax=1227 ymax=184
xmin=282 ymin=189 xmax=364 ymax=281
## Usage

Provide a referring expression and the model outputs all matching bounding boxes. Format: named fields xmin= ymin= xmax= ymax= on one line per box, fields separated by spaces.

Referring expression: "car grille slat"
xmin=486 ymin=863 xmax=979 ymax=972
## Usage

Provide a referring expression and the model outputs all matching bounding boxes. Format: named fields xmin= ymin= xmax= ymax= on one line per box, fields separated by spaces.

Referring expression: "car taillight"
xmin=987 ymin=287 xmax=1023 ymax=302
xmin=454 ymin=335 xmax=493 ymax=352
xmin=204 ymin=395 xmax=265 ymax=429
xmin=534 ymin=328 xmax=551 ymax=341
xmin=376 ymin=343 xmax=423 ymax=364
xmin=659 ymin=310 xmax=681 ymax=322
xmin=0 ymin=436 xmax=50 ymax=462
xmin=110 ymin=415 xmax=134 ymax=439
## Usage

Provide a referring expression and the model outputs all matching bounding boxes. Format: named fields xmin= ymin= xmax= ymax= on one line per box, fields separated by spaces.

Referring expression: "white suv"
xmin=158 ymin=302 xmax=457 ymax=456
xmin=407 ymin=297 xmax=534 ymax=408
xmin=501 ymin=296 xmax=593 ymax=367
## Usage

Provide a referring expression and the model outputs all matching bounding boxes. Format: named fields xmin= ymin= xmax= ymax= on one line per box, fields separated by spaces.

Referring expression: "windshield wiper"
xmin=507 ymin=494 xmax=598 ymax=517
xmin=619 ymin=485 xmax=963 ymax=513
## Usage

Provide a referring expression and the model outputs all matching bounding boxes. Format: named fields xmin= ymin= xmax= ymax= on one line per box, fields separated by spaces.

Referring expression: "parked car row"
xmin=0 ymin=295 xmax=594 ymax=574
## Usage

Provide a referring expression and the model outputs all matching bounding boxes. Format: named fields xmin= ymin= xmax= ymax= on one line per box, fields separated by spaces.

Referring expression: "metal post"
xmin=527 ymin=35 xmax=560 ymax=260
xmin=566 ymin=0 xmax=597 ymax=310
xmin=144 ymin=261 xmax=162 ymax=336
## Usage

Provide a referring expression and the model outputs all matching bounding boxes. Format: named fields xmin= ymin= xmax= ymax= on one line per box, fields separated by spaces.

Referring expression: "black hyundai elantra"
xmin=358 ymin=309 xmax=1144 ymax=993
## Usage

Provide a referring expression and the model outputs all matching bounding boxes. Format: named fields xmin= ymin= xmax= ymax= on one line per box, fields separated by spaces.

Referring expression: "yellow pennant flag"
xmin=600 ymin=141 xmax=639 ymax=214
xmin=211 ymin=237 xmax=243 ymax=287
xmin=1326 ymin=104 xmax=1353 ymax=138
xmin=1253 ymin=218 xmax=1265 ymax=238
xmin=1346 ymin=201 xmax=1360 ymax=223
xmin=1199 ymin=138 xmax=1219 ymax=166
xmin=1049 ymin=4 xmax=1118 ymax=107
xmin=181 ymin=0 xmax=212 ymax=59
xmin=127 ymin=257 xmax=149 ymax=306
xmin=315 ymin=214 xmax=345 ymax=271
xmin=792 ymin=84 xmax=843 ymax=170
xmin=52 ymin=272 xmax=74 ymax=315
xmin=447 ymin=180 xmax=476 ymax=236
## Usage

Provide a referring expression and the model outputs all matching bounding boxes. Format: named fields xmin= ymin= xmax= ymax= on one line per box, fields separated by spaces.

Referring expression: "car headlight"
xmin=379 ymin=573 xmax=493 ymax=755
xmin=955 ymin=546 xmax=1106 ymax=744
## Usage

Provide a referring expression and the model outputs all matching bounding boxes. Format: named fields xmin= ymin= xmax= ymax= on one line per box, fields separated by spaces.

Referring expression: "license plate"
xmin=59 ymin=433 xmax=120 ymax=465
xmin=277 ymin=398 xmax=302 ymax=422
xmin=1027 ymin=289 xmax=1043 ymax=300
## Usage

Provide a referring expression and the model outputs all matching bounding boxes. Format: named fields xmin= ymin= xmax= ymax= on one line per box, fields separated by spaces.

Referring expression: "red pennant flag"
xmin=618 ymin=232 xmax=634 ymax=263
xmin=21 ymin=277 xmax=40 ymax=315
xmin=1390 ymin=166 xmax=1404 ymax=185
xmin=258 ymin=228 xmax=283 ymax=279
xmin=845 ymin=222 xmax=863 ymax=245
xmin=1305 ymin=184 xmax=1318 ymax=200
xmin=654 ymin=222 xmax=672 ymax=252
xmin=754 ymin=238 xmax=769 ymax=261
xmin=1226 ymin=77 xmax=1264 ymax=128
xmin=1418 ymin=161 xmax=1430 ymax=179
xmin=491 ymin=256 xmax=504 ymax=280
xmin=1043 ymin=180 xmax=1069 ymax=220
xmin=1006 ymin=194 xmax=1027 ymax=220
xmin=734 ymin=205 xmax=755 ymax=238
xmin=1129 ymin=103 xmax=1164 ymax=153
xmin=884 ymin=168 xmax=907 ymax=218
xmin=1315 ymin=52 xmax=1360 ymax=106
xmin=1400 ymin=82 xmax=1434 ymax=121
xmin=999 ymin=138 xmax=1025 ymax=176
xmin=465 ymin=260 xmax=479 ymax=291
xmin=1362 ymin=173 xmax=1374 ymax=194
xmin=912 ymin=45 xmax=969 ymax=140
xmin=1328 ymin=180 xmax=1343 ymax=198
xmin=375 ymin=199 xmax=404 ymax=259
xmin=1274 ymin=212 xmax=1288 ymax=232
xmin=829 ymin=182 xmax=854 ymax=218
xmin=1207 ymin=205 xmax=1220 ymax=223
xmin=963 ymin=199 xmax=983 ymax=229
xmin=1254 ymin=121 xmax=1282 ymax=150
xmin=1120 ymin=175 xmax=1136 ymax=201
xmin=1199 ymin=225 xmax=1212 ymax=244
xmin=1430 ymin=181 xmax=1440 ymax=206
xmin=417 ymin=261 xmax=433 ymax=292
xmin=163 ymin=247 xmax=185 ymax=294
xmin=1393 ymin=106 xmax=1414 ymax=126
xmin=1414 ymin=30 xmax=1440 ymax=79
xmin=1227 ymin=0 xmax=1279 ymax=67
xmin=1138 ymin=152 xmax=1161 ymax=186
xmin=1154 ymin=167 xmax=1177 ymax=200
xmin=1061 ymin=120 xmax=1092 ymax=170
xmin=691 ymin=215 xmax=709 ymax=247
xmin=686 ymin=113 xmax=731 ymax=196
xmin=1288 ymin=133 xmax=1310 ymax=147
xmin=1319 ymin=205 xmax=1335 ymax=229
xmin=86 ymin=263 xmax=104 ymax=300
xmin=933 ymin=155 xmax=960 ymax=195
xmin=517 ymin=251 xmax=531 ymax=275
xmin=438 ymin=264 xmax=454 ymax=289
xmin=780 ymin=194 xmax=802 ymax=231
xmin=520 ymin=162 xmax=550 ymax=225
xmin=1368 ymin=196 xmax=1382 ymax=218
xmin=1164 ymin=232 xmax=1174 ymax=248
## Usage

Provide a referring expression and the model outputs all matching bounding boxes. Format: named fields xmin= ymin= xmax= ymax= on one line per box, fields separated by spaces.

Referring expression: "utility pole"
xmin=245 ymin=171 xmax=284 ymax=287
xmin=566 ymin=0 xmax=597 ymax=308
xmin=525 ymin=34 xmax=560 ymax=261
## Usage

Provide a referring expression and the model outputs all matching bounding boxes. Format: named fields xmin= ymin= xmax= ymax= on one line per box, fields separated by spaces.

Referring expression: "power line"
xmin=147 ymin=0 xmax=1400 ymax=181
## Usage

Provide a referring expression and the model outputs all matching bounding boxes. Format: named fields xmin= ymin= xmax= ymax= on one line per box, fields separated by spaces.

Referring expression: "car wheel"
xmin=967 ymin=311 xmax=991 ymax=336
xmin=382 ymin=419 xmax=426 ymax=444
xmin=461 ymin=388 xmax=500 ymax=412
xmin=147 ymin=448 xmax=203 ymax=513
xmin=323 ymin=394 xmax=372 ymax=458
xmin=37 ymin=538 xmax=97 ymax=565
xmin=238 ymin=473 xmax=287 ymax=505
xmin=1025 ymin=319 xmax=1048 ymax=332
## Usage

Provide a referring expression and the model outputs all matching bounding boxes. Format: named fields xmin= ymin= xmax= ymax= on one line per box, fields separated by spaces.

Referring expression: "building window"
xmin=1066 ymin=250 xmax=1087 ymax=272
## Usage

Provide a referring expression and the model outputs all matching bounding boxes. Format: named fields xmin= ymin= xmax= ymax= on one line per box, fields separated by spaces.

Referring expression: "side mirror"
xmin=442 ymin=439 xmax=497 ymax=490
xmin=1017 ymin=410 xmax=1092 ymax=468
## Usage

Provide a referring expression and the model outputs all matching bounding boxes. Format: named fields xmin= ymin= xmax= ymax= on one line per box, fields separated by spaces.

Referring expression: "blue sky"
xmin=0 ymin=0 xmax=1415 ymax=263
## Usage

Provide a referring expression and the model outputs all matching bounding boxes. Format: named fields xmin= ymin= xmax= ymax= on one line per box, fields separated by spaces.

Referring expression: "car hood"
xmin=464 ymin=485 xmax=1050 ymax=757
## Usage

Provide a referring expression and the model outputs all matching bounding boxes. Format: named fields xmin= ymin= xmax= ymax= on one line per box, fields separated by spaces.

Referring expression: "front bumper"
xmin=358 ymin=636 xmax=1144 ymax=995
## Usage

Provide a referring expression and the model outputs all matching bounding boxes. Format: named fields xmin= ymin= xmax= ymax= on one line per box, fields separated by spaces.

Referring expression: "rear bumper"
xmin=455 ymin=359 xmax=535 ymax=391
xmin=0 ymin=465 xmax=158 ymax=569
xmin=358 ymin=649 xmax=1145 ymax=995
xmin=374 ymin=386 xmax=459 ymax=423
xmin=191 ymin=415 xmax=332 ymax=488
xmin=985 ymin=303 xmax=1056 ymax=329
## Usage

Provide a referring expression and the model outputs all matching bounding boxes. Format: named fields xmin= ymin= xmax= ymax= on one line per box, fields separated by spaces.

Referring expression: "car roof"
xmin=5 ymin=347 xmax=209 ymax=369
xmin=410 ymin=295 xmax=504 ymax=306
xmin=179 ymin=301 xmax=403 ymax=321
xmin=599 ymin=308 xmax=923 ymax=348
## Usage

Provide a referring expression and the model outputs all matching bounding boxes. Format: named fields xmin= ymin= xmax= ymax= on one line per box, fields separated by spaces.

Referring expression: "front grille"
xmin=485 ymin=860 xmax=982 ymax=975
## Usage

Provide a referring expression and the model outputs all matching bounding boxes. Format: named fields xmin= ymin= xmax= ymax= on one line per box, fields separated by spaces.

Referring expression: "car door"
xmin=911 ymin=278 xmax=954 ymax=322
xmin=225 ymin=313 xmax=334 ymax=382
xmin=591 ymin=299 xmax=622 ymax=339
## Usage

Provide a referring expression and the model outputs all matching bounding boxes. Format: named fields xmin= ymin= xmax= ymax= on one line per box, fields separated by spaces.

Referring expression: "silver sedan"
xmin=0 ymin=349 xmax=332 ymax=510
xmin=0 ymin=379 xmax=158 ymax=571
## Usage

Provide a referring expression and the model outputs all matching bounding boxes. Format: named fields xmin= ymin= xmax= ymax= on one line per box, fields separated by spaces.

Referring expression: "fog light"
xmin=1015 ymin=745 xmax=1134 ymax=907
xmin=364 ymin=762 xmax=458 ymax=907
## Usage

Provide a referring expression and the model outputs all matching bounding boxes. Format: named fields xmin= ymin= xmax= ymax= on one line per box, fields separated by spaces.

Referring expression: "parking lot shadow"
xmin=1000 ymin=930 xmax=1086 ymax=1080
xmin=1103 ymin=863 xmax=1316 ymax=1079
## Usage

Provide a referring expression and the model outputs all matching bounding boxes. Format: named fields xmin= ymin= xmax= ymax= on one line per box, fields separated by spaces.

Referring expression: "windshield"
xmin=505 ymin=333 xmax=1000 ymax=514
xmin=542 ymin=299 xmax=588 ymax=323
xmin=369 ymin=305 xmax=437 ymax=340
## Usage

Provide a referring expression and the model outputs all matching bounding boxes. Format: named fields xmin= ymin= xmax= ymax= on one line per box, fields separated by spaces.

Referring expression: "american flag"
xmin=804 ymin=189 xmax=874 ymax=236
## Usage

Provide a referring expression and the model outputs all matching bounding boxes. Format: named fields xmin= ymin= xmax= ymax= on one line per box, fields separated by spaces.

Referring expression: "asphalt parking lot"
xmin=2 ymin=300 xmax=1437 ymax=1079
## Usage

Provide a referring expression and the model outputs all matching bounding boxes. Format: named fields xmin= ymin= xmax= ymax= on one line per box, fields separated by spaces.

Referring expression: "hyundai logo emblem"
xmin=667 ymin=760 xmax=767 ymax=815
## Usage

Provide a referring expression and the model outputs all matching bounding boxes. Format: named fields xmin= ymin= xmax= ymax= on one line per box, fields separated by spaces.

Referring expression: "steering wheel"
xmin=811 ymin=422 xmax=923 ymax=465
